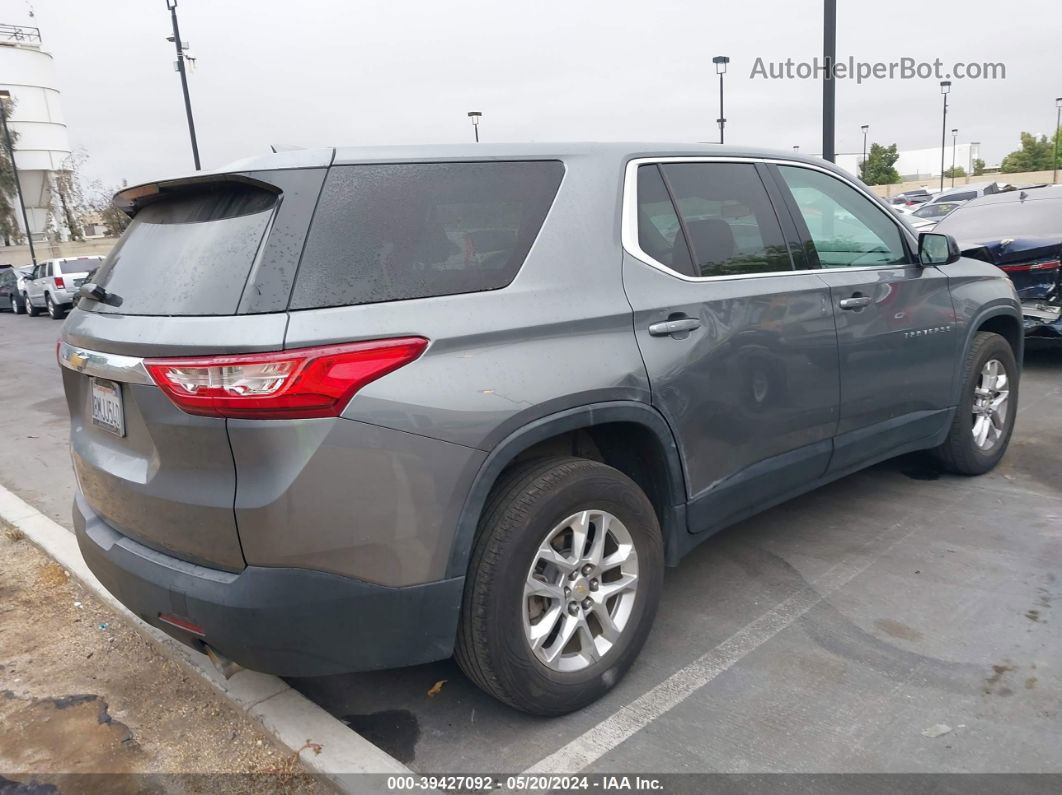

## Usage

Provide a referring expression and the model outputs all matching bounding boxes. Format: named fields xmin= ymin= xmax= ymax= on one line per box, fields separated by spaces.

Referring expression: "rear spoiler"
xmin=114 ymin=173 xmax=282 ymax=217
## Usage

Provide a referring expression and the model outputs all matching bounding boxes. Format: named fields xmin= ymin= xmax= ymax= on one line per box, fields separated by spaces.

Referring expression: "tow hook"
xmin=205 ymin=646 xmax=243 ymax=679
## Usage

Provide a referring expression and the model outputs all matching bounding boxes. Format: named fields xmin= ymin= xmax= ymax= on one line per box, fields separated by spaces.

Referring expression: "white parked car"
xmin=21 ymin=256 xmax=105 ymax=319
xmin=906 ymin=200 xmax=965 ymax=232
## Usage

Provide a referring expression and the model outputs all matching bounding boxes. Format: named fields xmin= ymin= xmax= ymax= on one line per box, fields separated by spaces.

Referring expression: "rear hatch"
xmin=58 ymin=257 xmax=104 ymax=292
xmin=61 ymin=165 xmax=327 ymax=571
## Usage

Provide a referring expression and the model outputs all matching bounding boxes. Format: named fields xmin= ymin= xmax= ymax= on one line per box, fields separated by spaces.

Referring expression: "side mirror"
xmin=918 ymin=232 xmax=961 ymax=266
xmin=79 ymin=283 xmax=107 ymax=302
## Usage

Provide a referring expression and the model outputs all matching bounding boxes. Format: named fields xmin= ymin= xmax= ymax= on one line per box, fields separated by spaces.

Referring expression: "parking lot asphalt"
xmin=2 ymin=308 xmax=1060 ymax=775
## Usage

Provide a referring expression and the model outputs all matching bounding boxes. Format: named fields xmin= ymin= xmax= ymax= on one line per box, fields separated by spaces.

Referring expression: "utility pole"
xmin=821 ymin=0 xmax=837 ymax=162
xmin=166 ymin=0 xmax=200 ymax=170
xmin=951 ymin=128 xmax=958 ymax=187
xmin=0 ymin=90 xmax=37 ymax=265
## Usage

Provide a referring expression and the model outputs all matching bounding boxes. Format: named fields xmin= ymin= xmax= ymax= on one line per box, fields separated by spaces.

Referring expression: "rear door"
xmin=622 ymin=159 xmax=840 ymax=534
xmin=770 ymin=164 xmax=958 ymax=472
xmin=60 ymin=169 xmax=326 ymax=571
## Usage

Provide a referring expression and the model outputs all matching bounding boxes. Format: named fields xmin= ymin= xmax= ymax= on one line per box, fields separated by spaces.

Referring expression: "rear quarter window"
xmin=290 ymin=160 xmax=564 ymax=310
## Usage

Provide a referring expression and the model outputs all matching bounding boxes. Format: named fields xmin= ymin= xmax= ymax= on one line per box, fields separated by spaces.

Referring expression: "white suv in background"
xmin=22 ymin=256 xmax=104 ymax=319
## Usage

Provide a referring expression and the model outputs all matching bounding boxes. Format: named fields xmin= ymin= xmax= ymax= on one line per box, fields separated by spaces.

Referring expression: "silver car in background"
xmin=22 ymin=256 xmax=104 ymax=319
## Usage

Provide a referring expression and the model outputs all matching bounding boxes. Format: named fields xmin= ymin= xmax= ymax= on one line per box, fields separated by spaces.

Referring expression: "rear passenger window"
xmin=647 ymin=163 xmax=792 ymax=277
xmin=636 ymin=165 xmax=694 ymax=276
xmin=290 ymin=161 xmax=564 ymax=309
xmin=778 ymin=166 xmax=911 ymax=268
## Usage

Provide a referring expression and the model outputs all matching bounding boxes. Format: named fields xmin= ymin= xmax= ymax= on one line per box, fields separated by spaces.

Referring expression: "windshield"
xmin=87 ymin=185 xmax=277 ymax=316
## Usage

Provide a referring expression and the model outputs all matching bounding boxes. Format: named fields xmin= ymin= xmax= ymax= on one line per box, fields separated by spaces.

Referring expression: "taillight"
xmin=144 ymin=337 xmax=428 ymax=420
xmin=54 ymin=276 xmax=65 ymax=289
xmin=1000 ymin=259 xmax=1061 ymax=273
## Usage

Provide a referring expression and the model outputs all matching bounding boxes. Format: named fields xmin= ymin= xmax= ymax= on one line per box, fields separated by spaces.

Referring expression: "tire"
xmin=46 ymin=293 xmax=65 ymax=320
xmin=455 ymin=456 xmax=664 ymax=716
xmin=11 ymin=293 xmax=25 ymax=314
xmin=931 ymin=331 xmax=1018 ymax=475
xmin=25 ymin=293 xmax=40 ymax=317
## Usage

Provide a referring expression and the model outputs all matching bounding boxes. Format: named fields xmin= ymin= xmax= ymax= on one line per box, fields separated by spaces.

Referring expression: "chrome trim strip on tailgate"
xmin=58 ymin=341 xmax=154 ymax=386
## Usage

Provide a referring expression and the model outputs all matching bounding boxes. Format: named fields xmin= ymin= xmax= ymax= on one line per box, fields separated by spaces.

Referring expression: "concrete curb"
xmin=0 ymin=483 xmax=412 ymax=790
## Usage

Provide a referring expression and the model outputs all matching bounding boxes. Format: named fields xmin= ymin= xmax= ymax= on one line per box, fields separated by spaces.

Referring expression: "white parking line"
xmin=524 ymin=516 xmax=921 ymax=774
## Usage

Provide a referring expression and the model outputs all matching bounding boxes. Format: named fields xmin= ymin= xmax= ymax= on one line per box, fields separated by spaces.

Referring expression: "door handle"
xmin=648 ymin=317 xmax=702 ymax=337
xmin=838 ymin=296 xmax=872 ymax=310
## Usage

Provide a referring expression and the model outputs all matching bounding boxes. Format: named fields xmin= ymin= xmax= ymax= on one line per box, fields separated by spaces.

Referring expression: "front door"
xmin=25 ymin=263 xmax=45 ymax=305
xmin=770 ymin=164 xmax=958 ymax=472
xmin=623 ymin=160 xmax=840 ymax=534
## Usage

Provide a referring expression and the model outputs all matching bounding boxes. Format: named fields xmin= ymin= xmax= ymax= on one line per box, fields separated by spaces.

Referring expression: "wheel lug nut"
xmin=581 ymin=564 xmax=593 ymax=576
xmin=569 ymin=571 xmax=578 ymax=581
xmin=589 ymin=580 xmax=599 ymax=591
xmin=568 ymin=602 xmax=579 ymax=616
xmin=564 ymin=586 xmax=571 ymax=597
xmin=581 ymin=598 xmax=593 ymax=610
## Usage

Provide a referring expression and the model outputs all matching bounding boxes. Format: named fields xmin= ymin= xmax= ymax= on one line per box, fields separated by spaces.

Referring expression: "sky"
xmin=4 ymin=0 xmax=1061 ymax=189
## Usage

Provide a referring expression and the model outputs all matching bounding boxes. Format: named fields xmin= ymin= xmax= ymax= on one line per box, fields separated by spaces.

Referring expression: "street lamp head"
xmin=467 ymin=111 xmax=482 ymax=121
xmin=860 ymin=124 xmax=869 ymax=134
xmin=793 ymin=145 xmax=800 ymax=152
xmin=713 ymin=55 xmax=730 ymax=75
xmin=940 ymin=80 xmax=951 ymax=94
xmin=166 ymin=0 xmax=178 ymax=9
xmin=952 ymin=128 xmax=958 ymax=135
xmin=1056 ymin=97 xmax=1062 ymax=108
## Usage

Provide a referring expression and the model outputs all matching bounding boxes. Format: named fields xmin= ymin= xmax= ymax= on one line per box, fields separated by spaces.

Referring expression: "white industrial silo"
xmin=0 ymin=22 xmax=72 ymax=242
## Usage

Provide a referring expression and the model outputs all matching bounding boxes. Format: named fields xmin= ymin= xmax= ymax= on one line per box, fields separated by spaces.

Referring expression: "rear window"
xmin=936 ymin=197 xmax=1062 ymax=242
xmin=289 ymin=161 xmax=564 ymax=310
xmin=88 ymin=185 xmax=276 ymax=316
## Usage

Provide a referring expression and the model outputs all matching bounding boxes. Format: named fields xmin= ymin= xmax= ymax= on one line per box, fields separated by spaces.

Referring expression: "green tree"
xmin=999 ymin=130 xmax=1061 ymax=173
xmin=972 ymin=158 xmax=985 ymax=176
xmin=0 ymin=95 xmax=23 ymax=246
xmin=943 ymin=165 xmax=966 ymax=178
xmin=87 ymin=178 xmax=131 ymax=238
xmin=859 ymin=142 xmax=901 ymax=186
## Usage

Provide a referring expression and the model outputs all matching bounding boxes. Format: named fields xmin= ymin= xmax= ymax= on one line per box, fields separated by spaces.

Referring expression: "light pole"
xmin=165 ymin=0 xmax=200 ymax=170
xmin=939 ymin=80 xmax=951 ymax=192
xmin=0 ymin=90 xmax=37 ymax=265
xmin=1054 ymin=97 xmax=1062 ymax=185
xmin=712 ymin=56 xmax=729 ymax=144
xmin=467 ymin=111 xmax=482 ymax=143
xmin=950 ymin=128 xmax=958 ymax=187
xmin=860 ymin=124 xmax=869 ymax=180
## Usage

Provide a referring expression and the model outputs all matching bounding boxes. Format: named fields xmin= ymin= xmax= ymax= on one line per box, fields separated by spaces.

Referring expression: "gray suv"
xmin=59 ymin=144 xmax=1022 ymax=715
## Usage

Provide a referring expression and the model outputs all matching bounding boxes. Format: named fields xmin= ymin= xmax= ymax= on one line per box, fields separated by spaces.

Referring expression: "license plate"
xmin=91 ymin=378 xmax=125 ymax=437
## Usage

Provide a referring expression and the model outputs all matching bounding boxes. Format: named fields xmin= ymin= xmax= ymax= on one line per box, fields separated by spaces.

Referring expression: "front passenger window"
xmin=778 ymin=166 xmax=911 ymax=268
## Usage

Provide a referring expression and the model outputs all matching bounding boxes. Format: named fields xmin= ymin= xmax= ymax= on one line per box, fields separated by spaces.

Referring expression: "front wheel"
xmin=25 ymin=294 xmax=40 ymax=317
xmin=455 ymin=457 xmax=663 ymax=716
xmin=932 ymin=331 xmax=1018 ymax=475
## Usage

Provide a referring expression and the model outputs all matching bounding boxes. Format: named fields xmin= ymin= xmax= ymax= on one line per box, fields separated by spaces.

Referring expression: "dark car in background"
xmin=935 ymin=186 xmax=1062 ymax=338
xmin=0 ymin=265 xmax=32 ymax=313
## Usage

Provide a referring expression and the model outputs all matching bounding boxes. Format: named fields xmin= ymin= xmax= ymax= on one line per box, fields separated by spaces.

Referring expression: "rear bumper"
xmin=74 ymin=493 xmax=465 ymax=677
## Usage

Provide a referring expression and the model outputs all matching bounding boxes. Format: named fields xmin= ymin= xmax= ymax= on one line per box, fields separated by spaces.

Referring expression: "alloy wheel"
xmin=523 ymin=509 xmax=639 ymax=672
xmin=972 ymin=358 xmax=1009 ymax=451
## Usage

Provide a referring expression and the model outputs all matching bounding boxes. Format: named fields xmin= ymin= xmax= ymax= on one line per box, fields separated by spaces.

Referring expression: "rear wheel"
xmin=25 ymin=293 xmax=40 ymax=317
xmin=9 ymin=294 xmax=21 ymax=314
xmin=455 ymin=457 xmax=663 ymax=715
xmin=932 ymin=331 xmax=1018 ymax=475
xmin=46 ymin=293 xmax=65 ymax=320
